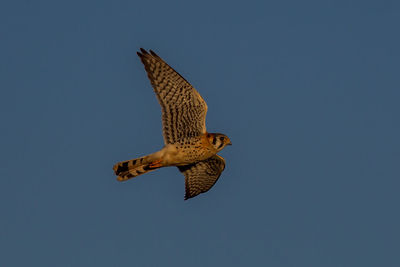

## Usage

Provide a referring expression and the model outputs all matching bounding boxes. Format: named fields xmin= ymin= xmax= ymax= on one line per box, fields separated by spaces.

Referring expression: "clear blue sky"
xmin=1 ymin=0 xmax=399 ymax=266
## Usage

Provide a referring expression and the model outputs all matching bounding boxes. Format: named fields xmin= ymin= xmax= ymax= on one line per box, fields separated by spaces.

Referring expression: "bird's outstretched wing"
xmin=137 ymin=48 xmax=208 ymax=145
xmin=178 ymin=155 xmax=226 ymax=200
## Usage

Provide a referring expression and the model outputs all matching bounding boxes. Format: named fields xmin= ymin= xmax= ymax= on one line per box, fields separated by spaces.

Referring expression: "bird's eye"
xmin=220 ymin=136 xmax=224 ymax=142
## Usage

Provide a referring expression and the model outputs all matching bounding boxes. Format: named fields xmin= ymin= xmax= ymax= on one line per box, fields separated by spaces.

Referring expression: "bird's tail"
xmin=113 ymin=153 xmax=163 ymax=181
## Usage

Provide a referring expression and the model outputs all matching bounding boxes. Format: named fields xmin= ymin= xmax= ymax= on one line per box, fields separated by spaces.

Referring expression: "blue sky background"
xmin=1 ymin=0 xmax=399 ymax=266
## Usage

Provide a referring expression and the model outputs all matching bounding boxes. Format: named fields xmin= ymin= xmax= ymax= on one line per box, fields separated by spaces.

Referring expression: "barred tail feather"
xmin=113 ymin=154 xmax=161 ymax=181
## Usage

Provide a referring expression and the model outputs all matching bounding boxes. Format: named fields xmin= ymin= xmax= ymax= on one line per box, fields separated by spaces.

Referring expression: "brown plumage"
xmin=113 ymin=49 xmax=231 ymax=200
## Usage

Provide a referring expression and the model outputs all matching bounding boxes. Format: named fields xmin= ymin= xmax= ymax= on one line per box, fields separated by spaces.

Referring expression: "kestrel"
xmin=113 ymin=48 xmax=232 ymax=200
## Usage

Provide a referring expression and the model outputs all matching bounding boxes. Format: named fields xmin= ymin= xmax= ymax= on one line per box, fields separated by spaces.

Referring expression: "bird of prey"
xmin=113 ymin=49 xmax=231 ymax=200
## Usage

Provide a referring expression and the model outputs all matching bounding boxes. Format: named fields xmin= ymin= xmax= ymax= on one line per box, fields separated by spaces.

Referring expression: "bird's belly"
xmin=161 ymin=143 xmax=215 ymax=166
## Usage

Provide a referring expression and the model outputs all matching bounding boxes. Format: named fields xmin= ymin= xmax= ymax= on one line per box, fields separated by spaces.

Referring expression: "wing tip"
xmin=149 ymin=49 xmax=159 ymax=58
xmin=137 ymin=48 xmax=148 ymax=58
xmin=184 ymin=193 xmax=193 ymax=200
xmin=137 ymin=48 xmax=160 ymax=59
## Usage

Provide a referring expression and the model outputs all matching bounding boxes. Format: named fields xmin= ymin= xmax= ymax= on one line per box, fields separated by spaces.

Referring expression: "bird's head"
xmin=207 ymin=133 xmax=232 ymax=151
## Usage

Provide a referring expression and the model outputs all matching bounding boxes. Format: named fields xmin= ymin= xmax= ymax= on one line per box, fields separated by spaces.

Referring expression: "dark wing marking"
xmin=178 ymin=155 xmax=226 ymax=200
xmin=137 ymin=49 xmax=208 ymax=144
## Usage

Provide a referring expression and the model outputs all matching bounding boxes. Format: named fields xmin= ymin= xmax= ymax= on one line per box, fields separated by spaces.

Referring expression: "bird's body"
xmin=113 ymin=49 xmax=231 ymax=200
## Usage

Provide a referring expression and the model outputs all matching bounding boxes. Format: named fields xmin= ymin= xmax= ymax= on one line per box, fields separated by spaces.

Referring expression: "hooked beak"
xmin=227 ymin=141 xmax=232 ymax=146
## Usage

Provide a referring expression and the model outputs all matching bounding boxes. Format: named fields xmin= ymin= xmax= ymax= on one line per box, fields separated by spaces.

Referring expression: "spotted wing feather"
xmin=137 ymin=49 xmax=208 ymax=144
xmin=178 ymin=155 xmax=226 ymax=200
